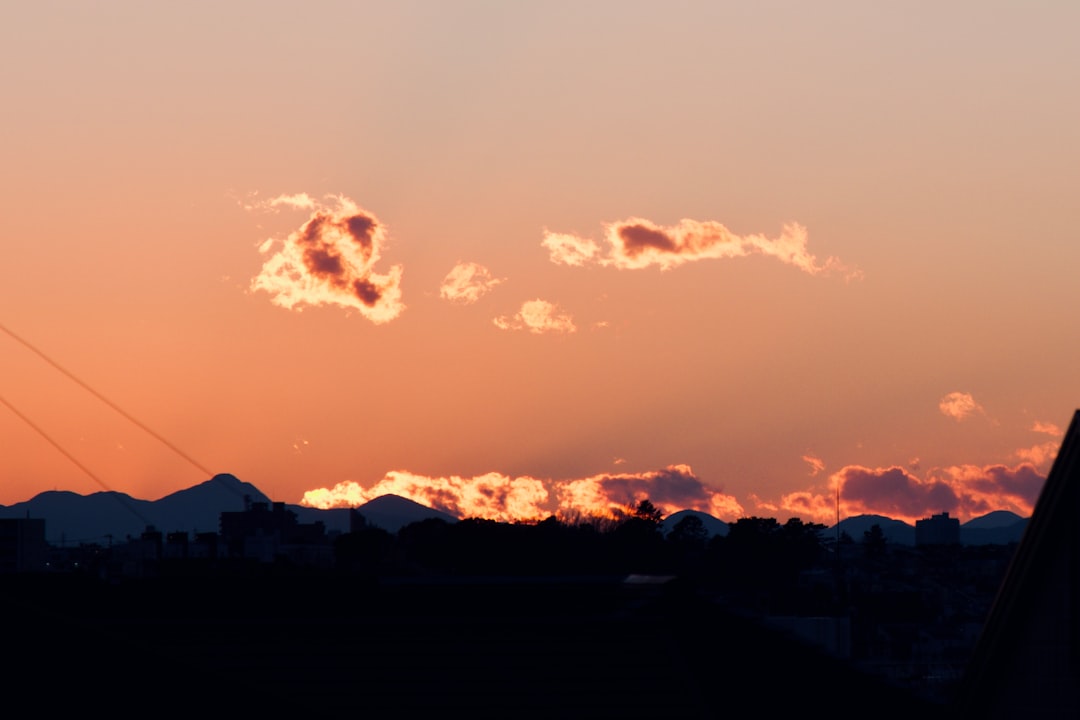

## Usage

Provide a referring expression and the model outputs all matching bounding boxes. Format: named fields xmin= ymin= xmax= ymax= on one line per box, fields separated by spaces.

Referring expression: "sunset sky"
xmin=2 ymin=2 xmax=1078 ymax=526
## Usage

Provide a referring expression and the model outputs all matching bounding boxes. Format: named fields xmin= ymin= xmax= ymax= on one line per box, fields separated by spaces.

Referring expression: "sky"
xmin=2 ymin=1 xmax=1079 ymax=526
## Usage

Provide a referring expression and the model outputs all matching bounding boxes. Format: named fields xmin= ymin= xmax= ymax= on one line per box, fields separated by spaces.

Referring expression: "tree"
xmin=630 ymin=499 xmax=664 ymax=526
xmin=667 ymin=514 xmax=708 ymax=546
xmin=862 ymin=523 xmax=887 ymax=561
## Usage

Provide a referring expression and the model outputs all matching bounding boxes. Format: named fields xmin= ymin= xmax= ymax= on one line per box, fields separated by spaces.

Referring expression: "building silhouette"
xmin=960 ymin=409 xmax=1080 ymax=717
xmin=915 ymin=512 xmax=960 ymax=546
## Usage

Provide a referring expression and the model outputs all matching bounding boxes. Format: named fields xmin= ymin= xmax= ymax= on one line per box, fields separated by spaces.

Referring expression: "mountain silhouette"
xmin=0 ymin=475 xmax=1027 ymax=547
xmin=832 ymin=514 xmax=916 ymax=545
xmin=831 ymin=512 xmax=1029 ymax=547
xmin=0 ymin=474 xmax=458 ymax=544
xmin=661 ymin=509 xmax=729 ymax=538
xmin=348 ymin=493 xmax=458 ymax=533
xmin=962 ymin=509 xmax=1024 ymax=529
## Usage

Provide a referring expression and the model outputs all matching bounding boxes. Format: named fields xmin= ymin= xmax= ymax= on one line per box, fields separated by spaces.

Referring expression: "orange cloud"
xmin=301 ymin=464 xmax=743 ymax=523
xmin=938 ymin=391 xmax=984 ymax=421
xmin=439 ymin=262 xmax=504 ymax=304
xmin=302 ymin=470 xmax=550 ymax=523
xmin=249 ymin=193 xmax=404 ymax=323
xmin=771 ymin=461 xmax=1045 ymax=525
xmin=493 ymin=299 xmax=576 ymax=334
xmin=1032 ymin=420 xmax=1063 ymax=437
xmin=802 ymin=454 xmax=825 ymax=476
xmin=1014 ymin=441 xmax=1060 ymax=468
xmin=542 ymin=218 xmax=859 ymax=277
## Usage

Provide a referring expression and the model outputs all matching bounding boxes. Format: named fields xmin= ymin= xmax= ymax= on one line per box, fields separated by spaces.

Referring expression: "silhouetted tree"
xmin=715 ymin=516 xmax=828 ymax=610
xmin=334 ymin=525 xmax=395 ymax=574
xmin=667 ymin=514 xmax=708 ymax=546
xmin=607 ymin=498 xmax=670 ymax=573
xmin=630 ymin=499 xmax=664 ymax=526
xmin=862 ymin=523 xmax=887 ymax=561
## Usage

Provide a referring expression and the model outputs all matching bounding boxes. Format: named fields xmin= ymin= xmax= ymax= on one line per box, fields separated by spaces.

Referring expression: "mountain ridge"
xmin=0 ymin=474 xmax=1029 ymax=546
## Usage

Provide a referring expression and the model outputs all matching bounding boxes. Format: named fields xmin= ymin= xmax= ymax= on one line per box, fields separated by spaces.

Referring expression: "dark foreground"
xmin=4 ymin=570 xmax=950 ymax=718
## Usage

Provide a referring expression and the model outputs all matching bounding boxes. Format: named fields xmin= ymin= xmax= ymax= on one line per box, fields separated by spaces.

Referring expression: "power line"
xmin=0 ymin=321 xmax=212 ymax=478
xmin=0 ymin=393 xmax=153 ymax=529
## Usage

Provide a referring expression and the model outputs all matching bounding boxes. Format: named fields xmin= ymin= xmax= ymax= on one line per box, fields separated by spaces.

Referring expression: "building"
xmin=959 ymin=409 xmax=1080 ymax=717
xmin=219 ymin=497 xmax=331 ymax=566
xmin=915 ymin=512 xmax=960 ymax=546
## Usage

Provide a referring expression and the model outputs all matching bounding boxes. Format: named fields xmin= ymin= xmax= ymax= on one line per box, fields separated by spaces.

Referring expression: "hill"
xmin=832 ymin=514 xmax=916 ymax=545
xmin=661 ymin=509 xmax=728 ymax=538
xmin=0 ymin=474 xmax=455 ymax=544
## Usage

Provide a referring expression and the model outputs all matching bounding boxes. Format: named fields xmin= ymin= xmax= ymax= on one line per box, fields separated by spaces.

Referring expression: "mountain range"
xmin=0 ymin=473 xmax=1029 ymax=547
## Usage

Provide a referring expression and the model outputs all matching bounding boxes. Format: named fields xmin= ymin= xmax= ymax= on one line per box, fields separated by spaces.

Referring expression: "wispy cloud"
xmin=249 ymin=194 xmax=405 ymax=323
xmin=439 ymin=262 xmax=504 ymax=304
xmin=493 ymin=299 xmax=576 ymax=334
xmin=938 ymin=391 xmax=984 ymax=422
xmin=1032 ymin=420 xmax=1064 ymax=437
xmin=802 ymin=455 xmax=826 ymax=476
xmin=542 ymin=218 xmax=859 ymax=277
xmin=301 ymin=464 xmax=743 ymax=522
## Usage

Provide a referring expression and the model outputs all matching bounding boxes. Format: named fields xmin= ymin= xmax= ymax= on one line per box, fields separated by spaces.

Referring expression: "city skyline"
xmin=2 ymin=2 xmax=1078 ymax=525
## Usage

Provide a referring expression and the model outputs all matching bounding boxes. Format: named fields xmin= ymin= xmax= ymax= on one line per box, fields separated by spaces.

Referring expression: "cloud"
xmin=542 ymin=218 xmax=859 ymax=277
xmin=925 ymin=464 xmax=1045 ymax=518
xmin=802 ymin=455 xmax=825 ymax=476
xmin=770 ymin=460 xmax=1046 ymax=525
xmin=540 ymin=230 xmax=603 ymax=267
xmin=439 ymin=262 xmax=504 ymax=304
xmin=834 ymin=465 xmax=961 ymax=521
xmin=302 ymin=471 xmax=550 ymax=523
xmin=249 ymin=194 xmax=405 ymax=323
xmin=1032 ymin=420 xmax=1064 ymax=437
xmin=938 ymin=391 xmax=984 ymax=422
xmin=301 ymin=464 xmax=744 ymax=522
xmin=553 ymin=464 xmax=744 ymax=520
xmin=493 ymin=299 xmax=576 ymax=334
xmin=1014 ymin=441 xmax=1060 ymax=468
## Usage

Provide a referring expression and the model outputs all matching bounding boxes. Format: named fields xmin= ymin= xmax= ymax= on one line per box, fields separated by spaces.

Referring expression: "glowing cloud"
xmin=542 ymin=218 xmax=858 ymax=277
xmin=494 ymin=299 xmax=576 ymax=334
xmin=249 ymin=194 xmax=405 ymax=323
xmin=772 ymin=460 xmax=1046 ymax=525
xmin=439 ymin=262 xmax=504 ymax=304
xmin=554 ymin=464 xmax=744 ymax=520
xmin=938 ymin=391 xmax=983 ymax=421
xmin=540 ymin=230 xmax=602 ymax=267
xmin=301 ymin=464 xmax=743 ymax=523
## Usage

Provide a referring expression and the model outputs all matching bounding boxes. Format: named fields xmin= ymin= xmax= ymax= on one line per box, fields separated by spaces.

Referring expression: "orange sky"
xmin=2 ymin=2 xmax=1078 ymax=525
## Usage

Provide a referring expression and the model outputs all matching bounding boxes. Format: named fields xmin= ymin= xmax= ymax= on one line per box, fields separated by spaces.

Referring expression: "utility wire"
xmin=0 ymin=393 xmax=153 ymax=529
xmin=0 ymin=321 xmax=213 ymax=478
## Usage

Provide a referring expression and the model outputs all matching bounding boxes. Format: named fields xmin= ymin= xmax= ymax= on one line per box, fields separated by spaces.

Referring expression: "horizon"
xmin=2 ymin=4 xmax=1078 ymax=527
xmin=1 ymin=471 xmax=1033 ymax=529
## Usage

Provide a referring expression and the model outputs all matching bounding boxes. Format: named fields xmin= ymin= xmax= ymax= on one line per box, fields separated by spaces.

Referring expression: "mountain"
xmin=828 ymin=511 xmax=1030 ymax=547
xmin=831 ymin=514 xmax=916 ymax=545
xmin=0 ymin=474 xmax=454 ymax=545
xmin=962 ymin=510 xmax=1024 ymax=529
xmin=348 ymin=494 xmax=459 ymax=533
xmin=961 ymin=511 xmax=1028 ymax=546
xmin=0 ymin=475 xmax=1029 ymax=548
xmin=661 ymin=509 xmax=728 ymax=538
xmin=0 ymin=490 xmax=159 ymax=545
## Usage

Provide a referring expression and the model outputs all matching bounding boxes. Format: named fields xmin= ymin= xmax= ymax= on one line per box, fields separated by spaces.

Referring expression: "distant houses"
xmin=0 ymin=495 xmax=334 ymax=577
